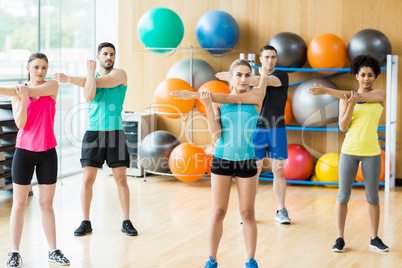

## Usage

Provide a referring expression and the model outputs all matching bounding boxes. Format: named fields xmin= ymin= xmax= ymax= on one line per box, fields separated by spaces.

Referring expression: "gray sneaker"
xmin=48 ymin=249 xmax=70 ymax=266
xmin=275 ymin=208 xmax=291 ymax=224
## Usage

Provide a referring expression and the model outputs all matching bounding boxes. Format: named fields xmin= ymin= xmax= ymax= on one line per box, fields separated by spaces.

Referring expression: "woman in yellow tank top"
xmin=309 ymin=54 xmax=388 ymax=253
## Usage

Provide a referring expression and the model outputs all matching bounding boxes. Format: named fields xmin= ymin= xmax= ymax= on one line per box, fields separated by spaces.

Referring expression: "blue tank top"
xmin=213 ymin=103 xmax=259 ymax=161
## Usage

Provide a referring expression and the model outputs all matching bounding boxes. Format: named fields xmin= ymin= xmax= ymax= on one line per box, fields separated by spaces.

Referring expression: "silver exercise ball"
xmin=267 ymin=32 xmax=307 ymax=68
xmin=347 ymin=29 xmax=391 ymax=66
xmin=139 ymin=131 xmax=179 ymax=173
xmin=166 ymin=58 xmax=216 ymax=91
xmin=292 ymin=78 xmax=339 ymax=128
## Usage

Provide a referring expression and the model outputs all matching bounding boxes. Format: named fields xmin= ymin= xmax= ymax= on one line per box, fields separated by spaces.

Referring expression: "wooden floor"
xmin=0 ymin=170 xmax=401 ymax=268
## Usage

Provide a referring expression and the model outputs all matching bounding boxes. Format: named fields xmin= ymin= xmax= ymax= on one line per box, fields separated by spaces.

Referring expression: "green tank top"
xmin=87 ymin=72 xmax=127 ymax=131
xmin=341 ymin=102 xmax=383 ymax=156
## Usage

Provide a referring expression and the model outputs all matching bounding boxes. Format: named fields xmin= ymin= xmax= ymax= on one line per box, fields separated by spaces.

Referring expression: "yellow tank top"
xmin=341 ymin=102 xmax=383 ymax=156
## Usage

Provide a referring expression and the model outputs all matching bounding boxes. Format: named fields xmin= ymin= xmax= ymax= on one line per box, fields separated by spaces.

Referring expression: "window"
xmin=0 ymin=0 xmax=95 ymax=177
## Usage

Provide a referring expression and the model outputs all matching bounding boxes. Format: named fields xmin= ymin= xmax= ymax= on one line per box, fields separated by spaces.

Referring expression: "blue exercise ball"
xmin=139 ymin=131 xmax=180 ymax=173
xmin=195 ymin=10 xmax=239 ymax=54
xmin=268 ymin=32 xmax=307 ymax=68
xmin=137 ymin=8 xmax=184 ymax=53
xmin=347 ymin=29 xmax=391 ymax=65
xmin=166 ymin=58 xmax=216 ymax=91
xmin=292 ymin=78 xmax=339 ymax=127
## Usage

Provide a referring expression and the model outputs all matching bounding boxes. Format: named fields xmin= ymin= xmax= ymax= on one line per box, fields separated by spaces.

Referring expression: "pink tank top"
xmin=15 ymin=96 xmax=57 ymax=151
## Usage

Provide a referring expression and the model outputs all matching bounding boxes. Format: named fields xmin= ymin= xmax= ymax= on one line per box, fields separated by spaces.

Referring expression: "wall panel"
xmin=119 ymin=0 xmax=402 ymax=178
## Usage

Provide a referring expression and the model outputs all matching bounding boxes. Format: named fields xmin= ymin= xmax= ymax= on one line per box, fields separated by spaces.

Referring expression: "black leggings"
xmin=12 ymin=148 xmax=58 ymax=185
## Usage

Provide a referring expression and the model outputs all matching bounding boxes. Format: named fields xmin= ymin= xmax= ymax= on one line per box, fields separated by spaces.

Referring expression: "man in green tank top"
xmin=53 ymin=42 xmax=138 ymax=237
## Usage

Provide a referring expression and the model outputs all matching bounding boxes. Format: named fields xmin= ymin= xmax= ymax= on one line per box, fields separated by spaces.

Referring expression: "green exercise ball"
xmin=137 ymin=7 xmax=184 ymax=53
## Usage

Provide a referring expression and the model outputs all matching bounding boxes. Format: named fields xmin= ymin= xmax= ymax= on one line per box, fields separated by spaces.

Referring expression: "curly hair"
xmin=349 ymin=54 xmax=381 ymax=77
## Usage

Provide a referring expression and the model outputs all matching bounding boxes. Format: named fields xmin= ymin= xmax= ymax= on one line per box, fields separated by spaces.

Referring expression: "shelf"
xmin=259 ymin=172 xmax=386 ymax=187
xmin=286 ymin=125 xmax=386 ymax=132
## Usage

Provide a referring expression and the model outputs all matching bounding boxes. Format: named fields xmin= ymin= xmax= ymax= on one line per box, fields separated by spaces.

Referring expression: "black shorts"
xmin=12 ymin=148 xmax=58 ymax=185
xmin=80 ymin=130 xmax=130 ymax=168
xmin=210 ymin=156 xmax=258 ymax=178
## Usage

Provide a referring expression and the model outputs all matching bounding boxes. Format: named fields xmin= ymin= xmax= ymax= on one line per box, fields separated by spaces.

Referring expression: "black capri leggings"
xmin=12 ymin=148 xmax=58 ymax=185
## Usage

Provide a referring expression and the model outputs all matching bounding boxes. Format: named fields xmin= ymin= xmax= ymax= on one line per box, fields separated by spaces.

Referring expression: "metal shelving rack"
xmin=257 ymin=55 xmax=398 ymax=192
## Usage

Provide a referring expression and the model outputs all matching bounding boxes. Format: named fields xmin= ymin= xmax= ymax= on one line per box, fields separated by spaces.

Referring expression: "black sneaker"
xmin=74 ymin=220 xmax=93 ymax=236
xmin=6 ymin=252 xmax=22 ymax=268
xmin=332 ymin=237 xmax=345 ymax=252
xmin=121 ymin=220 xmax=138 ymax=236
xmin=48 ymin=249 xmax=70 ymax=266
xmin=370 ymin=237 xmax=389 ymax=252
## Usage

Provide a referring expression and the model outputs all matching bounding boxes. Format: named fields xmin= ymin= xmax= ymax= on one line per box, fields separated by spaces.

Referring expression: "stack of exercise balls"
xmin=166 ymin=58 xmax=216 ymax=92
xmin=154 ymin=78 xmax=194 ymax=118
xmin=267 ymin=32 xmax=307 ymax=68
xmin=307 ymin=33 xmax=347 ymax=73
xmin=139 ymin=131 xmax=180 ymax=173
xmin=169 ymin=143 xmax=207 ymax=182
xmin=284 ymin=144 xmax=314 ymax=180
xmin=195 ymin=10 xmax=239 ymax=54
xmin=315 ymin=152 xmax=340 ymax=186
xmin=292 ymin=78 xmax=339 ymax=127
xmin=196 ymin=81 xmax=231 ymax=116
xmin=137 ymin=7 xmax=184 ymax=53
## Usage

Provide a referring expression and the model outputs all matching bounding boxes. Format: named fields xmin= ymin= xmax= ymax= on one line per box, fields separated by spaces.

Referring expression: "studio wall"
xmin=119 ymin=0 xmax=402 ymax=179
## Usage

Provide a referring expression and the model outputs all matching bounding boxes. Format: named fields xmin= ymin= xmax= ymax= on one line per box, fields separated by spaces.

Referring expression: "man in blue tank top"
xmin=53 ymin=42 xmax=138 ymax=237
xmin=216 ymin=45 xmax=291 ymax=225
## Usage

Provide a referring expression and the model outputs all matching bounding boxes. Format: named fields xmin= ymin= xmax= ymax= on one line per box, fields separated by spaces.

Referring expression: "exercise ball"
xmin=268 ymin=32 xmax=307 ymax=68
xmin=284 ymin=144 xmax=314 ymax=180
xmin=154 ymin=78 xmax=195 ymax=118
xmin=137 ymin=8 xmax=184 ymax=53
xmin=311 ymin=174 xmax=319 ymax=182
xmin=196 ymin=81 xmax=231 ymax=116
xmin=166 ymin=58 xmax=216 ymax=92
xmin=315 ymin=152 xmax=340 ymax=183
xmin=195 ymin=10 xmax=239 ymax=54
xmin=355 ymin=149 xmax=386 ymax=183
xmin=292 ymin=78 xmax=339 ymax=127
xmin=347 ymin=29 xmax=392 ymax=65
xmin=284 ymin=97 xmax=293 ymax=125
xmin=307 ymin=33 xmax=347 ymax=73
xmin=204 ymin=144 xmax=215 ymax=174
xmin=169 ymin=142 xmax=207 ymax=182
xmin=139 ymin=131 xmax=180 ymax=173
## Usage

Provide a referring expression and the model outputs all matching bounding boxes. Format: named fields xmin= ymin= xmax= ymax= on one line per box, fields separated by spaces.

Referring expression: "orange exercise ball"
xmin=196 ymin=81 xmax=231 ymax=116
xmin=315 ymin=152 xmax=340 ymax=184
xmin=154 ymin=78 xmax=195 ymax=118
xmin=169 ymin=142 xmax=207 ymax=182
xmin=307 ymin=33 xmax=347 ymax=74
xmin=284 ymin=97 xmax=293 ymax=125
xmin=204 ymin=143 xmax=215 ymax=174
xmin=355 ymin=149 xmax=386 ymax=183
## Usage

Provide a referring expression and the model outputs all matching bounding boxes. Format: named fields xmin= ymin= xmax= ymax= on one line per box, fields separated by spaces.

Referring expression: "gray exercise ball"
xmin=347 ymin=29 xmax=392 ymax=65
xmin=166 ymin=58 xmax=216 ymax=91
xmin=292 ymin=78 xmax=339 ymax=128
xmin=267 ymin=32 xmax=307 ymax=68
xmin=139 ymin=131 xmax=179 ymax=173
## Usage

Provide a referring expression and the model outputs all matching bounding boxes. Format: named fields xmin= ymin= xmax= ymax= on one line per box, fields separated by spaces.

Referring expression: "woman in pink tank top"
xmin=0 ymin=53 xmax=69 ymax=267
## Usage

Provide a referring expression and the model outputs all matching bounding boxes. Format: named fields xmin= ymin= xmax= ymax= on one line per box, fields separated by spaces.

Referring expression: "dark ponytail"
xmin=27 ymin=52 xmax=48 ymax=81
